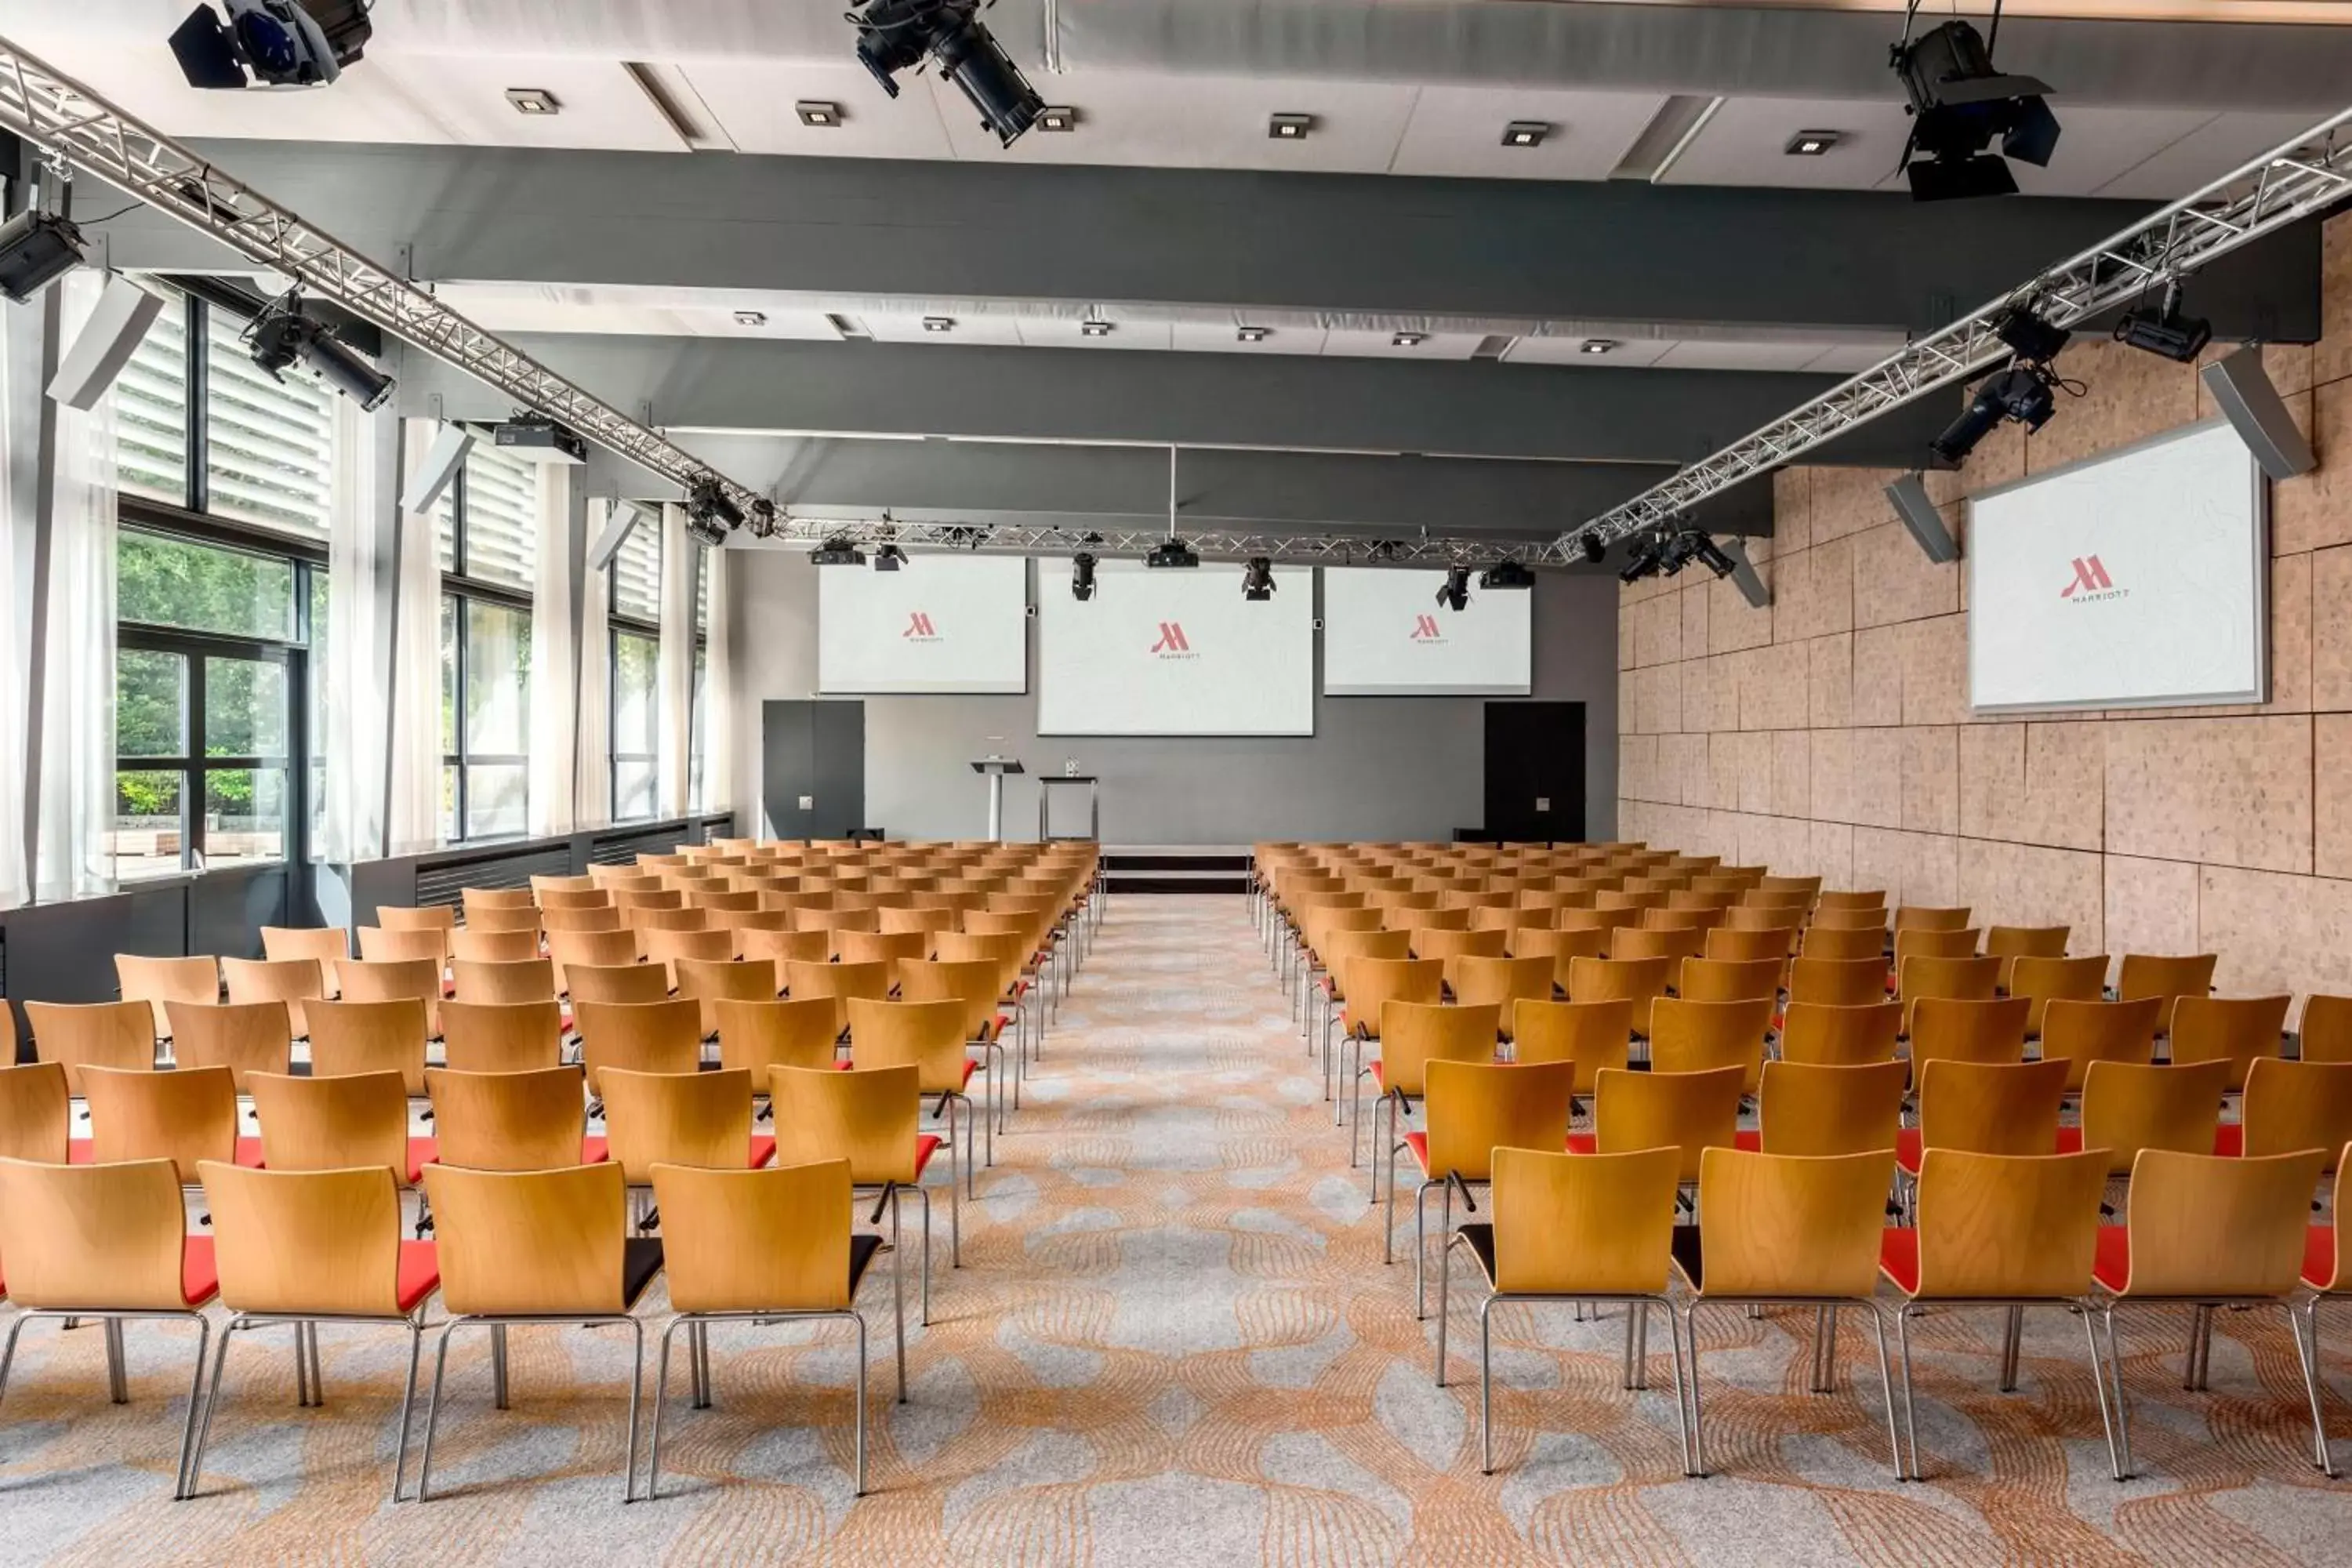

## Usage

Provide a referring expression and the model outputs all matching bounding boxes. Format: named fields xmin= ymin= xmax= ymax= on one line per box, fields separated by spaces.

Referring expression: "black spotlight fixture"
xmin=683 ymin=477 xmax=743 ymax=548
xmin=811 ymin=535 xmax=867 ymax=566
xmin=1992 ymin=298 xmax=2071 ymax=365
xmin=1889 ymin=13 xmax=2060 ymax=201
xmin=1241 ymin=556 xmax=1277 ymax=601
xmin=1690 ymin=535 xmax=1739 ymax=579
xmin=1656 ymin=531 xmax=1705 ymax=578
xmin=1578 ymin=532 xmax=1608 ymax=567
xmin=1479 ymin=560 xmax=1536 ymax=590
xmin=849 ymin=0 xmax=1044 ymax=147
xmin=2114 ymin=279 xmax=2212 ymax=364
xmin=1146 ymin=536 xmax=1200 ymax=569
xmin=243 ymin=292 xmax=394 ymax=410
xmin=874 ymin=543 xmax=909 ymax=572
xmin=1436 ymin=564 xmax=1472 ymax=612
xmin=744 ymin=498 xmax=779 ymax=539
xmin=0 ymin=209 xmax=87 ymax=303
xmin=1071 ymin=552 xmax=1098 ymax=600
xmin=169 ymin=0 xmax=372 ymax=89
xmin=1617 ymin=535 xmax=1666 ymax=584
xmin=1929 ymin=361 xmax=2060 ymax=467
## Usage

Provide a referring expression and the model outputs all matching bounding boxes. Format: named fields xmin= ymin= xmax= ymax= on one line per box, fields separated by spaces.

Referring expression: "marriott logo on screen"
xmin=902 ymin=612 xmax=941 ymax=641
xmin=1409 ymin=614 xmax=1446 ymax=643
xmin=2059 ymin=556 xmax=2129 ymax=604
xmin=1149 ymin=622 xmax=1197 ymax=659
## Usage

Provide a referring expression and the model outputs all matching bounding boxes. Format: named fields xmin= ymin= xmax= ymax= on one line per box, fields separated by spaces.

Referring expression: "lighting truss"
xmin=0 ymin=37 xmax=762 ymax=517
xmin=764 ymin=517 xmax=1590 ymax=568
xmin=1559 ymin=105 xmax=2352 ymax=556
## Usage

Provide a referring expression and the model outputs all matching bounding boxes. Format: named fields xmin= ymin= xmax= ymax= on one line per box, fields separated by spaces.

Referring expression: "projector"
xmin=811 ymin=535 xmax=867 ymax=566
xmin=493 ymin=416 xmax=589 ymax=465
xmin=1146 ymin=537 xmax=1200 ymax=569
xmin=1478 ymin=560 xmax=1536 ymax=590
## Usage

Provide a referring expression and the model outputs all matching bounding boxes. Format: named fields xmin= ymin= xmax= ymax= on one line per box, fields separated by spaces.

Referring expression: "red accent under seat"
xmin=2306 ymin=1225 xmax=2339 ymax=1290
xmin=1879 ymin=1228 xmax=1919 ymax=1294
xmin=182 ymin=1236 xmax=221 ymax=1306
xmin=396 ymin=1240 xmax=441 ymax=1313
xmin=2093 ymin=1225 xmax=2131 ymax=1293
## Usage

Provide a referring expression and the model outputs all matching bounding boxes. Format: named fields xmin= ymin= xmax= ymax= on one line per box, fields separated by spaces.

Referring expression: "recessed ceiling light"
xmin=1580 ymin=339 xmax=1617 ymax=355
xmin=1236 ymin=326 xmax=1270 ymax=343
xmin=1038 ymin=106 xmax=1077 ymax=132
xmin=734 ymin=310 xmax=768 ymax=327
xmin=1269 ymin=113 xmax=1314 ymax=140
xmin=797 ymin=100 xmax=844 ymax=128
xmin=1785 ymin=130 xmax=1843 ymax=156
xmin=1080 ymin=319 xmax=1113 ymax=338
xmin=1501 ymin=121 xmax=1549 ymax=148
xmin=504 ymin=88 xmax=560 ymax=116
xmin=1392 ymin=331 xmax=1428 ymax=348
xmin=922 ymin=316 xmax=955 ymax=334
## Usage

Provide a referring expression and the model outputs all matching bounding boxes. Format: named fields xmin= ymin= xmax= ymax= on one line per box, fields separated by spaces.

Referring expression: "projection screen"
xmin=1322 ymin=568 xmax=1533 ymax=695
xmin=817 ymin=554 xmax=1029 ymax=694
xmin=1036 ymin=560 xmax=1313 ymax=735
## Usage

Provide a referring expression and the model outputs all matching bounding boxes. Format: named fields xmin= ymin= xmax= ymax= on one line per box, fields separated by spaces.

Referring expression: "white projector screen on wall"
xmin=1323 ymin=567 xmax=1533 ymax=695
xmin=1968 ymin=419 xmax=2267 ymax=713
xmin=817 ymin=554 xmax=1029 ymax=694
xmin=1036 ymin=560 xmax=1314 ymax=735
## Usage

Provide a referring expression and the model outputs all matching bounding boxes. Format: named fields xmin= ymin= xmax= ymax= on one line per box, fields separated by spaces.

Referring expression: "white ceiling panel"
xmin=1167 ymin=321 xmax=1332 ymax=356
xmin=2008 ymin=104 xmax=2227 ymax=195
xmin=680 ymin=60 xmax=956 ymax=157
xmin=1504 ymin=336 xmax=1679 ymax=368
xmin=1015 ymin=317 xmax=1175 ymax=350
xmin=2092 ymin=109 xmax=2330 ymax=197
xmin=1386 ymin=86 xmax=1666 ymax=181
xmin=1321 ymin=328 xmax=1486 ymax=360
xmin=364 ymin=56 xmax=689 ymax=151
xmin=431 ymin=282 xmax=845 ymax=339
xmin=858 ymin=311 xmax=1025 ymax=346
xmin=1802 ymin=342 xmax=1904 ymax=374
xmin=1650 ymin=339 xmax=1837 ymax=371
xmin=1654 ymin=96 xmax=1915 ymax=191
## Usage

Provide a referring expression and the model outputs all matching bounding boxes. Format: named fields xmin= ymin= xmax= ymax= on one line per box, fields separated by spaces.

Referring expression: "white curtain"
xmin=386 ymin=419 xmax=447 ymax=852
xmin=574 ymin=500 xmax=613 ymax=829
xmin=0 ymin=296 xmax=38 ymax=907
xmin=320 ymin=397 xmax=393 ymax=862
xmin=704 ymin=543 xmax=735 ymax=815
xmin=526 ymin=463 xmax=576 ymax=837
xmin=655 ymin=501 xmax=694 ymax=818
xmin=33 ymin=273 xmax=118 ymax=902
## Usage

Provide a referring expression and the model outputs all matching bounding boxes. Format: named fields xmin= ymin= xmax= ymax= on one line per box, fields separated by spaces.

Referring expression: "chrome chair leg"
xmin=1866 ymin=1308 xmax=1903 ymax=1483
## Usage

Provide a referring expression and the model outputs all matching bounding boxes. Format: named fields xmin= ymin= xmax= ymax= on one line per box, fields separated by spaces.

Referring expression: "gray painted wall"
xmin=728 ymin=549 xmax=1617 ymax=845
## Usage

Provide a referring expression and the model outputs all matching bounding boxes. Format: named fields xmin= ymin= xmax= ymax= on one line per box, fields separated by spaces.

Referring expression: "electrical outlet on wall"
xmin=798 ymin=795 xmax=815 ymax=811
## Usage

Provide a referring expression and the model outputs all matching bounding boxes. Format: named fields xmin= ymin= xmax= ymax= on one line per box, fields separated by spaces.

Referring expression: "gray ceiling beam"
xmin=393 ymin=332 xmax=1946 ymax=469
xmin=94 ymin=141 xmax=2176 ymax=337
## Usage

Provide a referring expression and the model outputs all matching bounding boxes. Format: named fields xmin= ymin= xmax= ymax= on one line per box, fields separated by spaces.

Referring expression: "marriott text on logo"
xmin=1149 ymin=622 xmax=1196 ymax=658
xmin=2059 ymin=556 xmax=2126 ymax=604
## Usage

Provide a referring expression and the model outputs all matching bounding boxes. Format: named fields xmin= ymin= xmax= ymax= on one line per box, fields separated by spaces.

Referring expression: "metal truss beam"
xmin=0 ymin=37 xmax=762 ymax=517
xmin=1562 ymin=107 xmax=2352 ymax=554
xmin=760 ymin=517 xmax=1589 ymax=569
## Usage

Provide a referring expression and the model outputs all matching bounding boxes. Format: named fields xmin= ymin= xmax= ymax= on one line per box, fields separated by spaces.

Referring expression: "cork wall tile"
xmin=2023 ymin=339 xmax=2199 ymax=477
xmin=2314 ymin=209 xmax=2352 ymax=390
xmin=1898 ymin=614 xmax=1970 ymax=728
xmin=2314 ymin=715 xmax=2352 ymax=879
xmin=2103 ymin=715 xmax=2311 ymax=874
xmin=1809 ymin=728 xmax=1856 ymax=824
xmin=1680 ymin=581 xmax=1710 ymax=666
xmin=1773 ymin=467 xmax=1811 ymax=554
xmin=1850 ymin=728 xmax=1904 ymax=829
xmin=1851 ymin=521 xmax=1960 ymax=630
xmin=1736 ymin=731 xmax=1777 ymax=815
xmin=1899 ymin=726 xmax=1960 ymax=835
xmin=2105 ymin=855 xmax=2201 ymax=969
xmin=1742 ymin=641 xmax=1812 ymax=731
xmin=1809 ymin=633 xmax=1853 ymax=729
xmin=1809 ymin=465 xmax=1903 ymax=543
xmin=2272 ymin=379 xmax=2352 ymax=556
xmin=1773 ymin=730 xmax=1811 ymax=819
xmin=1849 ymin=624 xmax=1905 ymax=728
xmin=1955 ymin=839 xmax=2105 ymax=956
xmin=1852 ymin=827 xmax=1958 ymax=908
xmin=1808 ymin=820 xmax=1855 ymax=890
xmin=2198 ymin=864 xmax=2352 ymax=1008
xmin=1709 ymin=572 xmax=1776 ymax=654
xmin=2312 ymin=546 xmax=2352 ymax=711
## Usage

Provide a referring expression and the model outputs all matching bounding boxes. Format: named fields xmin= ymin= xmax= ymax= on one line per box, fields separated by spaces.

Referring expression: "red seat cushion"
xmin=912 ymin=1132 xmax=942 ymax=1179
xmin=2213 ymin=1123 xmax=2245 ymax=1158
xmin=2306 ymin=1225 xmax=2339 ymax=1291
xmin=748 ymin=1134 xmax=775 ymax=1169
xmin=1879 ymin=1228 xmax=1920 ymax=1294
xmin=1367 ymin=1060 xmax=1385 ymax=1090
xmin=396 ymin=1240 xmax=441 ymax=1313
xmin=1733 ymin=1129 xmax=1761 ymax=1152
xmin=234 ymin=1135 xmax=267 ymax=1168
xmin=1565 ymin=1131 xmax=1598 ymax=1155
xmin=406 ymin=1137 xmax=437 ymax=1183
xmin=2093 ymin=1225 xmax=2131 ymax=1293
xmin=2054 ymin=1126 xmax=2085 ymax=1155
xmin=1402 ymin=1130 xmax=1429 ymax=1176
xmin=1895 ymin=1127 xmax=1922 ymax=1175
xmin=577 ymin=1138 xmax=614 ymax=1165
xmin=182 ymin=1236 xmax=221 ymax=1306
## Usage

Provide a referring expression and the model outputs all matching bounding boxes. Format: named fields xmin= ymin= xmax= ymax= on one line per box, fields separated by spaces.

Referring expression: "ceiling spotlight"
xmin=1269 ymin=113 xmax=1314 ymax=140
xmin=2114 ymin=280 xmax=2212 ymax=364
xmin=1579 ymin=339 xmax=1617 ymax=356
xmin=169 ymin=0 xmax=372 ymax=89
xmin=1784 ymin=130 xmax=1842 ymax=156
xmin=1929 ymin=362 xmax=2060 ymax=467
xmin=1071 ymin=552 xmax=1098 ymax=600
xmin=733 ymin=310 xmax=768 ymax=327
xmin=1236 ymin=325 xmax=1270 ymax=343
xmin=1479 ymin=560 xmax=1536 ymax=590
xmin=1242 ymin=556 xmax=1277 ymax=601
xmin=1993 ymin=299 xmax=2071 ymax=365
xmin=1146 ymin=537 xmax=1200 ymax=570
xmin=851 ymin=0 xmax=1043 ymax=145
xmin=1436 ymin=564 xmax=1472 ymax=612
xmin=1501 ymin=121 xmax=1550 ymax=148
xmin=744 ymin=498 xmax=779 ymax=539
xmin=684 ymin=476 xmax=745 ymax=548
xmin=1392 ymin=331 xmax=1428 ymax=348
xmin=1657 ymin=532 xmax=1704 ymax=578
xmin=796 ymin=100 xmax=843 ymax=128
xmin=1890 ymin=16 xmax=2060 ymax=201
xmin=0 ymin=209 xmax=88 ymax=304
xmin=504 ymin=87 xmax=560 ymax=116
xmin=811 ymin=535 xmax=867 ymax=566
xmin=244 ymin=292 xmax=394 ymax=411
xmin=1690 ymin=535 xmax=1738 ymax=579
xmin=1617 ymin=535 xmax=1666 ymax=583
xmin=874 ymin=543 xmax=909 ymax=572
xmin=921 ymin=316 xmax=956 ymax=334
xmin=1080 ymin=319 xmax=1113 ymax=338
xmin=1037 ymin=106 xmax=1076 ymax=132
xmin=1578 ymin=532 xmax=1608 ymax=566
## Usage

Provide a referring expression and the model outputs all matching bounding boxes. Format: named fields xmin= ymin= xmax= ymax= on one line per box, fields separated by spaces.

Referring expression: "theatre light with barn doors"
xmin=1617 ymin=534 xmax=1666 ymax=583
xmin=1147 ymin=536 xmax=1200 ymax=570
xmin=2114 ymin=279 xmax=2212 ymax=363
xmin=244 ymin=291 xmax=394 ymax=410
xmin=1479 ymin=560 xmax=1536 ymax=590
xmin=1241 ymin=557 xmax=1277 ymax=601
xmin=875 ymin=544 xmax=909 ymax=572
xmin=849 ymin=0 xmax=1044 ymax=147
xmin=0 ymin=208 xmax=86 ymax=303
xmin=812 ymin=535 xmax=867 ymax=566
xmin=1888 ymin=7 xmax=2060 ymax=201
xmin=1928 ymin=297 xmax=2074 ymax=466
xmin=1071 ymin=552 xmax=1098 ymax=600
xmin=169 ymin=0 xmax=371 ymax=89
xmin=685 ymin=477 xmax=744 ymax=548
xmin=1436 ymin=564 xmax=1472 ymax=612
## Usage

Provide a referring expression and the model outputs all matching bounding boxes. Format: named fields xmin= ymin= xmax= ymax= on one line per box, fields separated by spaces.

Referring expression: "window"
xmin=688 ymin=549 xmax=710 ymax=812
xmin=116 ymin=298 xmax=190 ymax=509
xmin=610 ymin=517 xmax=660 ymax=820
xmin=204 ymin=307 xmax=335 ymax=539
xmin=439 ymin=445 xmax=540 ymax=841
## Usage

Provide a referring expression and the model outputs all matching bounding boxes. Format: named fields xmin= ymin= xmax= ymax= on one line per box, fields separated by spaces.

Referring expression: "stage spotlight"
xmin=1617 ymin=535 xmax=1665 ymax=584
xmin=1146 ymin=536 xmax=1200 ymax=569
xmin=1241 ymin=556 xmax=1277 ymax=601
xmin=684 ymin=476 xmax=743 ymax=548
xmin=244 ymin=294 xmax=394 ymax=410
xmin=2114 ymin=281 xmax=2212 ymax=364
xmin=1071 ymin=552 xmax=1098 ymax=600
xmin=811 ymin=535 xmax=867 ymax=566
xmin=1578 ymin=532 xmax=1608 ymax=567
xmin=875 ymin=543 xmax=909 ymax=572
xmin=744 ymin=498 xmax=779 ymax=539
xmin=1435 ymin=564 xmax=1473 ymax=612
xmin=1479 ymin=560 xmax=1536 ymax=590
xmin=1992 ymin=299 xmax=2071 ymax=365
xmin=1929 ymin=361 xmax=2058 ymax=467
xmin=1657 ymin=532 xmax=1704 ymax=578
xmin=0 ymin=209 xmax=87 ymax=303
xmin=850 ymin=0 xmax=1044 ymax=147
xmin=169 ymin=0 xmax=371 ymax=89
xmin=1890 ymin=16 xmax=2060 ymax=201
xmin=1690 ymin=535 xmax=1738 ymax=579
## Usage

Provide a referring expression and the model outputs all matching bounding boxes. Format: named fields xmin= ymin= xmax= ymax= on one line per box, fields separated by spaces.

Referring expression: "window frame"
xmin=609 ymin=579 xmax=660 ymax=825
xmin=439 ymin=458 xmax=536 ymax=844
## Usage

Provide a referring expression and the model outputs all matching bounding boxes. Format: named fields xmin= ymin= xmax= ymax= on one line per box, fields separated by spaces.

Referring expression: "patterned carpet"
xmin=7 ymin=895 xmax=2352 ymax=1565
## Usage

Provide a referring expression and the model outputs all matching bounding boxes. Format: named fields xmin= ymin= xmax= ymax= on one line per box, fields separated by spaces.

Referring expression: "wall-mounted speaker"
xmin=1884 ymin=473 xmax=1960 ymax=564
xmin=45 ymin=274 xmax=165 ymax=412
xmin=2201 ymin=346 xmax=2317 ymax=481
xmin=587 ymin=498 xmax=653 ymax=573
xmin=401 ymin=422 xmax=474 ymax=514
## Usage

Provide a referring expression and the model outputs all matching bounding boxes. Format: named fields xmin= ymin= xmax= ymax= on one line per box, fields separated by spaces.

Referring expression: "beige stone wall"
xmin=1617 ymin=212 xmax=2352 ymax=1012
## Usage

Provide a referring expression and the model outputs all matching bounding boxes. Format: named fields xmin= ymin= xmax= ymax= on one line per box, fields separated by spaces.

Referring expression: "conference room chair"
xmin=1893 ymin=930 xmax=1984 ymax=989
xmin=786 ymin=958 xmax=892 ymax=1038
xmin=422 ymin=1065 xmax=595 ymax=1172
xmin=1643 ymin=909 xmax=1728 ymax=938
xmin=413 ymin=1161 xmax=659 ymax=1502
xmin=26 ymin=998 xmax=157 ymax=1094
xmin=1762 ymin=876 xmax=1831 ymax=899
xmin=878 ymin=905 xmax=958 ymax=939
xmin=716 ymin=996 xmax=844 ymax=1087
xmin=1566 ymin=955 xmax=1675 ymax=1043
xmin=1877 ymin=1147 xmax=2109 ymax=1480
xmin=687 ymin=889 xmax=760 ymax=915
xmin=1897 ymin=1058 xmax=2069 ymax=1184
xmin=1983 ymin=925 xmax=2070 ymax=990
xmin=358 ymin=926 xmax=448 ymax=967
xmin=2038 ymin=997 xmax=2161 ymax=1092
xmin=1508 ymin=998 xmax=1631 ymax=1106
xmin=1735 ymin=887 xmax=1813 ymax=913
xmin=448 ymin=926 xmax=539 ymax=965
xmin=642 ymin=927 xmax=735 ymax=991
xmin=164 ymin=999 xmax=293 ymax=1091
xmin=1340 ymin=956 xmax=1444 ymax=1152
xmin=613 ymin=889 xmax=685 ymax=916
xmin=1370 ymin=1000 xmax=1501 ymax=1221
xmin=1893 ymin=906 xmax=1973 ymax=935
xmin=2223 ymin=1058 xmax=2352 ymax=1165
xmin=1503 ymin=926 xmax=1605 ymax=993
xmin=573 ymin=999 xmax=703 ymax=1096
xmin=2061 ymin=1060 xmax=2226 ymax=1179
xmin=2116 ymin=953 xmax=2220 ymax=1035
xmin=1810 ymin=907 xmax=1891 ymax=935
xmin=1314 ymin=928 xmax=1414 ymax=1058
xmin=598 ymin=1065 xmax=775 ymax=1222
xmin=1722 ymin=905 xmax=1804 ymax=936
xmin=1668 ymin=888 xmax=1738 ymax=914
xmin=840 ymin=928 xmax=929 ymax=985
xmin=550 ymin=933 xmax=648 ymax=999
xmin=2169 ymin=994 xmax=2289 ymax=1091
xmin=1435 ymin=1145 xmax=1690 ymax=1475
xmin=260 ymin=925 xmax=350 ymax=996
xmin=739 ymin=926 xmax=831 ymax=970
xmin=532 ymin=877 xmax=601 ymax=902
xmin=249 ymin=1068 xmax=431 ymax=1192
xmin=0 ymin=1156 xmax=222 ymax=1499
xmin=845 ymin=998 xmax=985 ymax=1189
xmin=1897 ymin=956 xmax=2005 ymax=1036
xmin=771 ymin=1063 xmax=953 ymax=1316
xmin=220 ymin=956 xmax=326 ymax=1039
xmin=184 ymin=1161 xmax=441 ymax=1501
xmin=1751 ymin=1058 xmax=1907 ymax=1156
xmin=1648 ymin=997 xmax=1773 ymax=1097
xmin=1399 ymin=1059 xmax=1575 ymax=1316
xmin=2089 ymin=1147 xmax=2330 ymax=1480
xmin=1570 ymin=1065 xmax=1745 ymax=1203
xmin=461 ymin=887 xmax=536 ymax=917
xmin=674 ymin=956 xmax=780 ymax=1039
xmin=1907 ymin=999 xmax=2032 ymax=1089
xmin=439 ymin=999 xmax=564 ymax=1074
xmin=78 ymin=1062 xmax=258 ymax=1181
xmin=1704 ymin=927 xmax=1798 ymax=965
xmin=898 ymin=956 xmax=1018 ymax=1119
xmin=1804 ymin=922 xmax=1888 ymax=961
xmin=1610 ymin=926 xmax=1708 ymax=967
xmin=539 ymin=903 xmax=624 ymax=935
xmin=1785 ymin=956 xmax=1886 ymax=1011
xmin=2299 ymin=996 xmax=2352 ymax=1064
xmin=1672 ymin=1147 xmax=1904 ymax=1479
xmin=1675 ymin=956 xmax=1783 ymax=1006
xmin=1449 ymin=955 xmax=1553 ymax=1033
xmin=340 ymin=957 xmax=444 ymax=1036
xmin=115 ymin=953 xmax=220 ymax=1042
xmin=2008 ymin=954 xmax=2110 ymax=1037
xmin=0 ymin=1061 xmax=70 ymax=1162
xmin=306 ymin=998 xmax=430 ymax=1094
xmin=644 ymin=1158 xmax=901 ymax=1500
xmin=450 ymin=957 xmax=557 ymax=1007
xmin=377 ymin=906 xmax=457 ymax=936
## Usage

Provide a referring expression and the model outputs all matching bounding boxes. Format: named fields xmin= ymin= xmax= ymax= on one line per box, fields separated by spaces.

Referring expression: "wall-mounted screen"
xmin=817 ymin=554 xmax=1028 ymax=694
xmin=1036 ymin=560 xmax=1313 ymax=735
xmin=1968 ymin=419 xmax=2266 ymax=713
xmin=1323 ymin=567 xmax=1533 ymax=695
